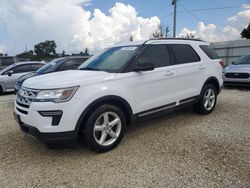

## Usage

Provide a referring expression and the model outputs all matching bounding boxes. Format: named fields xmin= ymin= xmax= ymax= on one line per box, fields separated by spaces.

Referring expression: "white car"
xmin=14 ymin=38 xmax=223 ymax=152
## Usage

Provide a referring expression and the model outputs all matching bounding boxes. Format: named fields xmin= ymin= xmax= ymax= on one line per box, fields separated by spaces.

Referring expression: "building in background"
xmin=212 ymin=39 xmax=250 ymax=66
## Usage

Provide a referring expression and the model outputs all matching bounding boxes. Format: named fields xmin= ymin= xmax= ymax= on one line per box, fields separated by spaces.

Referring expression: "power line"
xmin=177 ymin=3 xmax=239 ymax=38
xmin=188 ymin=5 xmax=243 ymax=12
xmin=178 ymin=2 xmax=202 ymax=22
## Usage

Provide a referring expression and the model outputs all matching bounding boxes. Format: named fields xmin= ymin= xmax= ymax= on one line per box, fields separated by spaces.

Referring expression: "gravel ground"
xmin=0 ymin=93 xmax=15 ymax=104
xmin=0 ymin=88 xmax=249 ymax=187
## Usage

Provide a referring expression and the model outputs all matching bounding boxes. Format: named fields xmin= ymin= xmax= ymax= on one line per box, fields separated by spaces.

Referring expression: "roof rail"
xmin=148 ymin=37 xmax=204 ymax=42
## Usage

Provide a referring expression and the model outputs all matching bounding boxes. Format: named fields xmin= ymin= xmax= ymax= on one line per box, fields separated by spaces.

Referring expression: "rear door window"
xmin=9 ymin=64 xmax=33 ymax=74
xmin=168 ymin=44 xmax=200 ymax=65
xmin=200 ymin=45 xmax=219 ymax=59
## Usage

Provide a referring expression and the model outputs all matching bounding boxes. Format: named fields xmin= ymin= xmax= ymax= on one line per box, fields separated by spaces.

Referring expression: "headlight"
xmin=35 ymin=86 xmax=78 ymax=103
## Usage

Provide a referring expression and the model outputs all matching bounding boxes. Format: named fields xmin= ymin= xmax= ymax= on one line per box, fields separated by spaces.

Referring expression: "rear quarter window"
xmin=168 ymin=44 xmax=200 ymax=65
xmin=200 ymin=45 xmax=219 ymax=59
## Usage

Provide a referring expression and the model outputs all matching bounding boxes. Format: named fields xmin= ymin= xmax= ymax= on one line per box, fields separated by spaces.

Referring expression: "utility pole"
xmin=172 ymin=0 xmax=177 ymax=37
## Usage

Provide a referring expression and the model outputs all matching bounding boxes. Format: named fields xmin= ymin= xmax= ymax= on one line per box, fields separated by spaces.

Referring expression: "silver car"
xmin=0 ymin=61 xmax=45 ymax=94
xmin=223 ymin=54 xmax=250 ymax=87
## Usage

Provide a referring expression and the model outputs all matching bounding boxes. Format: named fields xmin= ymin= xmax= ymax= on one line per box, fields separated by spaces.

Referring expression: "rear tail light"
xmin=218 ymin=60 xmax=224 ymax=67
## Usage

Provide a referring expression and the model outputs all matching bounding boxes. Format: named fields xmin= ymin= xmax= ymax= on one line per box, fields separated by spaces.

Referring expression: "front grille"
xmin=16 ymin=87 xmax=39 ymax=108
xmin=16 ymin=101 xmax=30 ymax=108
xmin=225 ymin=72 xmax=250 ymax=79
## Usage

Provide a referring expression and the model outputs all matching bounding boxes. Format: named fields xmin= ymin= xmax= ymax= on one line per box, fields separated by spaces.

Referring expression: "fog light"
xmin=38 ymin=110 xmax=63 ymax=126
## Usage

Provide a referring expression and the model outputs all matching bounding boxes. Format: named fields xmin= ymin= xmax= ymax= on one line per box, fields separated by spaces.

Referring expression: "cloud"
xmin=179 ymin=22 xmax=221 ymax=42
xmin=243 ymin=4 xmax=250 ymax=9
xmin=228 ymin=9 xmax=250 ymax=23
xmin=178 ymin=28 xmax=196 ymax=37
xmin=179 ymin=5 xmax=250 ymax=42
xmin=0 ymin=0 xmax=160 ymax=54
xmin=0 ymin=44 xmax=6 ymax=54
xmin=70 ymin=3 xmax=160 ymax=51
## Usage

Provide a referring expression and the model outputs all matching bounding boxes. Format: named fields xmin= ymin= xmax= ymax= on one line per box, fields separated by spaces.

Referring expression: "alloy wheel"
xmin=93 ymin=112 xmax=122 ymax=146
xmin=203 ymin=88 xmax=216 ymax=111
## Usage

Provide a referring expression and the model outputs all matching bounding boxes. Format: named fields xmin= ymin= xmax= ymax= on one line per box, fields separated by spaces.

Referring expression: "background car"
xmin=0 ymin=61 xmax=45 ymax=94
xmin=15 ymin=56 xmax=89 ymax=93
xmin=223 ymin=54 xmax=250 ymax=87
xmin=0 ymin=56 xmax=18 ymax=70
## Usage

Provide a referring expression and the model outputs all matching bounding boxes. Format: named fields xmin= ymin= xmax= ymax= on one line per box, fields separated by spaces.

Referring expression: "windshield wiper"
xmin=78 ymin=67 xmax=100 ymax=71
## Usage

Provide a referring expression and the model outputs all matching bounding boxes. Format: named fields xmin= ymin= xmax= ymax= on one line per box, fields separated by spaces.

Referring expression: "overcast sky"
xmin=0 ymin=0 xmax=249 ymax=55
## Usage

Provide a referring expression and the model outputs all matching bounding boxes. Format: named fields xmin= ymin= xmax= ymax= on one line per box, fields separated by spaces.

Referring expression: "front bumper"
xmin=223 ymin=81 xmax=250 ymax=87
xmin=14 ymin=97 xmax=84 ymax=132
xmin=14 ymin=111 xmax=77 ymax=145
xmin=223 ymin=74 xmax=250 ymax=87
xmin=13 ymin=94 xmax=87 ymax=146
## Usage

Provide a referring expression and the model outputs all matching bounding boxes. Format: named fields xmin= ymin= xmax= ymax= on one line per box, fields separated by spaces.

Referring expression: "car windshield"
xmin=36 ymin=58 xmax=63 ymax=74
xmin=78 ymin=46 xmax=141 ymax=73
xmin=232 ymin=55 xmax=250 ymax=65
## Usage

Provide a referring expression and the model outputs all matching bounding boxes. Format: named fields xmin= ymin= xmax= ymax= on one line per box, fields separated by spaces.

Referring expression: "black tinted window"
xmin=137 ymin=45 xmax=170 ymax=68
xmin=169 ymin=44 xmax=200 ymax=64
xmin=10 ymin=64 xmax=33 ymax=73
xmin=200 ymin=45 xmax=219 ymax=59
xmin=30 ymin=64 xmax=44 ymax=71
xmin=59 ymin=59 xmax=85 ymax=71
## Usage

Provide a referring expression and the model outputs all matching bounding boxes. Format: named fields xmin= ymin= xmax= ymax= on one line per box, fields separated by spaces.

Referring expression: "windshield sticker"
xmin=120 ymin=47 xmax=138 ymax=51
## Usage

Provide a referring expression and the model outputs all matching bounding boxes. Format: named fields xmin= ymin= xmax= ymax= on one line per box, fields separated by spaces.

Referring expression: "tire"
xmin=0 ymin=86 xmax=3 ymax=95
xmin=83 ymin=104 xmax=126 ymax=153
xmin=193 ymin=84 xmax=217 ymax=115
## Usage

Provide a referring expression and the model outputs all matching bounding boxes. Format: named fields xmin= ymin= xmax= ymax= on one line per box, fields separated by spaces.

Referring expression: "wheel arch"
xmin=75 ymin=95 xmax=133 ymax=134
xmin=201 ymin=76 xmax=220 ymax=94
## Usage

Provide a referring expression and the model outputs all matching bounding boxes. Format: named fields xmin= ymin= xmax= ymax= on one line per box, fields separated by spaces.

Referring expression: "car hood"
xmin=225 ymin=64 xmax=250 ymax=73
xmin=22 ymin=70 xmax=116 ymax=89
xmin=18 ymin=72 xmax=38 ymax=83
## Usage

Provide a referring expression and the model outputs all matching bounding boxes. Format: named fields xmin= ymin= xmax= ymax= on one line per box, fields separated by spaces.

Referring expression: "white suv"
xmin=14 ymin=38 xmax=223 ymax=152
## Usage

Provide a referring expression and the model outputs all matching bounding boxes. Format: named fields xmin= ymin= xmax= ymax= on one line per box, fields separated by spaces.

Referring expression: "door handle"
xmin=164 ymin=71 xmax=174 ymax=76
xmin=199 ymin=65 xmax=205 ymax=70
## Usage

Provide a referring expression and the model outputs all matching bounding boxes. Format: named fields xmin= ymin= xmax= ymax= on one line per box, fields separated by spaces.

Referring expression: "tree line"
xmin=16 ymin=40 xmax=90 ymax=61
xmin=147 ymin=22 xmax=250 ymax=40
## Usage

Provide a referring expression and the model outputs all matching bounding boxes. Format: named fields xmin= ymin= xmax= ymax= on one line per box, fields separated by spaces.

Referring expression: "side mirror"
xmin=7 ymin=70 xmax=14 ymax=76
xmin=131 ymin=62 xmax=155 ymax=72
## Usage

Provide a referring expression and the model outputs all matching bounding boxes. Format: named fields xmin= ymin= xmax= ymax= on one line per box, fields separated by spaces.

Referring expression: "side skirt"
xmin=134 ymin=96 xmax=199 ymax=121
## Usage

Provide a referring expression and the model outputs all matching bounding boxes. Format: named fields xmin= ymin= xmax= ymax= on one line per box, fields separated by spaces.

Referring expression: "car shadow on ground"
xmin=0 ymin=91 xmax=15 ymax=95
xmin=223 ymin=86 xmax=250 ymax=91
xmin=127 ymin=107 xmax=194 ymax=134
